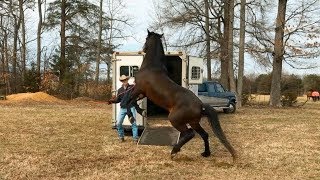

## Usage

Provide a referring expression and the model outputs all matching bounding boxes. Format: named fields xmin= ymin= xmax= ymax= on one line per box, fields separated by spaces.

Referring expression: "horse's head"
xmin=143 ymin=30 xmax=164 ymax=53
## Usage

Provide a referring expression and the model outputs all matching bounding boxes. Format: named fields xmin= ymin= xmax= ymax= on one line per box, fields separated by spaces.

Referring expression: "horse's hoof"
xmin=201 ymin=151 xmax=211 ymax=157
xmin=171 ymin=149 xmax=180 ymax=155
xmin=170 ymin=146 xmax=180 ymax=159
xmin=170 ymin=153 xmax=177 ymax=159
xmin=232 ymin=153 xmax=238 ymax=163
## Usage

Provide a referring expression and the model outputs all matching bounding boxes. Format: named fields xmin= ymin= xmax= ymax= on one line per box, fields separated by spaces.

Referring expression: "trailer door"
xmin=188 ymin=56 xmax=203 ymax=84
xmin=112 ymin=54 xmax=145 ymax=129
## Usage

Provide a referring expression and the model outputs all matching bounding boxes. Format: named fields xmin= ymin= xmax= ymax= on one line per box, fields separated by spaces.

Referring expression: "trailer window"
xmin=191 ymin=66 xmax=201 ymax=80
xmin=120 ymin=66 xmax=139 ymax=77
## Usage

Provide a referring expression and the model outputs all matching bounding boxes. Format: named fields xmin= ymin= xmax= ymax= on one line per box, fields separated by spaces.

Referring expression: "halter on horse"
xmin=127 ymin=30 xmax=237 ymax=161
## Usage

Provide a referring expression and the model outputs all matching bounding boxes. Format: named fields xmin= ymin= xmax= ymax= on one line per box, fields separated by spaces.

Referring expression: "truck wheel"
xmin=223 ymin=102 xmax=236 ymax=114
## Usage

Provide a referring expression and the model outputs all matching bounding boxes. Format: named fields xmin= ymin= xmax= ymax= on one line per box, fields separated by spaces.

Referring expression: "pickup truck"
xmin=198 ymin=81 xmax=237 ymax=113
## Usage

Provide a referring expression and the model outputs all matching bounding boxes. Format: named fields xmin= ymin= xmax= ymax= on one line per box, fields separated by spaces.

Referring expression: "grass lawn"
xmin=0 ymin=98 xmax=320 ymax=179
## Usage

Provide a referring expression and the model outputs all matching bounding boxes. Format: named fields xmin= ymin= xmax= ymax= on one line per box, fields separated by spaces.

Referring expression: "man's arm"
xmin=107 ymin=88 xmax=122 ymax=104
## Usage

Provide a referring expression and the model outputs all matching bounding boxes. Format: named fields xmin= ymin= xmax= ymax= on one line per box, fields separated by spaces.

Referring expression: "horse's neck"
xmin=141 ymin=47 xmax=165 ymax=70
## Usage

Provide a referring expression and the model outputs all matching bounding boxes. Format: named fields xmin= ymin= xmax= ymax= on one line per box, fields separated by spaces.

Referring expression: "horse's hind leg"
xmin=189 ymin=122 xmax=210 ymax=157
xmin=170 ymin=124 xmax=195 ymax=157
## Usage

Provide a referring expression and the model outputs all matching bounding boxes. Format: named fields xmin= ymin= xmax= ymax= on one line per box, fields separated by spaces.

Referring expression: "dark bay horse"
xmin=128 ymin=30 xmax=237 ymax=161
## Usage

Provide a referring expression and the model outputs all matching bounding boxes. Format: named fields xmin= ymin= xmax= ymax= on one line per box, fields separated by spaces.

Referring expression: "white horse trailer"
xmin=111 ymin=51 xmax=204 ymax=131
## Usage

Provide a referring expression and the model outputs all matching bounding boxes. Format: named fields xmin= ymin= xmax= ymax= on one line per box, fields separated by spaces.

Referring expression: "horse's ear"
xmin=160 ymin=33 xmax=164 ymax=38
xmin=147 ymin=29 xmax=151 ymax=35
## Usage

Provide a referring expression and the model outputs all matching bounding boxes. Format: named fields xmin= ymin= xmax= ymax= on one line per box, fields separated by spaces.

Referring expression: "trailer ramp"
xmin=138 ymin=118 xmax=180 ymax=146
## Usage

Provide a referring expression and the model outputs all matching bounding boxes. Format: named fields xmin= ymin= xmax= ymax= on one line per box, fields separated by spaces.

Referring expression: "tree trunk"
xmin=1 ymin=15 xmax=11 ymax=94
xmin=220 ymin=0 xmax=230 ymax=89
xmin=237 ymin=0 xmax=246 ymax=107
xmin=12 ymin=17 xmax=20 ymax=93
xmin=0 ymin=16 xmax=4 ymax=77
xmin=204 ymin=0 xmax=211 ymax=80
xmin=1 ymin=39 xmax=4 ymax=77
xmin=19 ymin=0 xmax=26 ymax=84
xmin=60 ymin=0 xmax=66 ymax=82
xmin=95 ymin=0 xmax=103 ymax=84
xmin=106 ymin=61 xmax=111 ymax=83
xmin=4 ymin=28 xmax=11 ymax=94
xmin=107 ymin=8 xmax=114 ymax=84
xmin=270 ymin=0 xmax=287 ymax=107
xmin=37 ymin=0 xmax=43 ymax=89
xmin=227 ymin=0 xmax=236 ymax=92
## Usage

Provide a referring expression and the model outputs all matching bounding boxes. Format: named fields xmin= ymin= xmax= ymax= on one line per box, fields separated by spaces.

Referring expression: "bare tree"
xmin=227 ymin=0 xmax=236 ymax=92
xmin=18 ymin=0 xmax=26 ymax=82
xmin=270 ymin=0 xmax=287 ymax=107
xmin=37 ymin=0 xmax=44 ymax=87
xmin=0 ymin=13 xmax=11 ymax=92
xmin=95 ymin=0 xmax=103 ymax=84
xmin=59 ymin=0 xmax=66 ymax=84
xmin=204 ymin=0 xmax=211 ymax=80
xmin=237 ymin=0 xmax=246 ymax=107
xmin=220 ymin=0 xmax=236 ymax=91
xmin=269 ymin=0 xmax=320 ymax=106
xmin=103 ymin=0 xmax=132 ymax=82
xmin=152 ymin=0 xmax=224 ymax=80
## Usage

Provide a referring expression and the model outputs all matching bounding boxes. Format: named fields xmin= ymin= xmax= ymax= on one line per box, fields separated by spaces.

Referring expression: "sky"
xmin=120 ymin=0 xmax=155 ymax=51
xmin=24 ymin=0 xmax=320 ymax=77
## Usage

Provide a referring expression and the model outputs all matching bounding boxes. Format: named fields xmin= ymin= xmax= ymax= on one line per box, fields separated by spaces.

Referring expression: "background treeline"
xmin=0 ymin=0 xmax=130 ymax=100
xmin=0 ymin=0 xmax=320 ymax=106
xmin=241 ymin=73 xmax=320 ymax=106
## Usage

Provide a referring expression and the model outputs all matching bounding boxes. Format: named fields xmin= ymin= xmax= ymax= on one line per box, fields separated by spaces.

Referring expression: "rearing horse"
xmin=128 ymin=30 xmax=237 ymax=161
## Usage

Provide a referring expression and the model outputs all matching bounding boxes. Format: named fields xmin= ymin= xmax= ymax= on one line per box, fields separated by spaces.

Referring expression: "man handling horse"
xmin=107 ymin=75 xmax=144 ymax=142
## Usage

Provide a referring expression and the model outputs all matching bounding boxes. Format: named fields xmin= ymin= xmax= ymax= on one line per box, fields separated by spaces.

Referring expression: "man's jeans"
xmin=117 ymin=107 xmax=138 ymax=140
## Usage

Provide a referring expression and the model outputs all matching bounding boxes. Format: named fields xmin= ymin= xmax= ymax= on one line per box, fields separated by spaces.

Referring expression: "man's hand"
xmin=129 ymin=116 xmax=136 ymax=124
xmin=107 ymin=100 xmax=112 ymax=105
xmin=107 ymin=95 xmax=117 ymax=105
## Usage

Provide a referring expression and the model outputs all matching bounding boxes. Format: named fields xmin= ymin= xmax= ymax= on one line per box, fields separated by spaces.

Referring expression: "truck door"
xmin=207 ymin=82 xmax=229 ymax=106
xmin=112 ymin=53 xmax=145 ymax=129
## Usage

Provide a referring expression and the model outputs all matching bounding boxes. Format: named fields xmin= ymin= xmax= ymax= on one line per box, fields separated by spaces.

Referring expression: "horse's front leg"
xmin=133 ymin=94 xmax=146 ymax=116
xmin=127 ymin=92 xmax=146 ymax=116
xmin=171 ymin=128 xmax=195 ymax=158
xmin=126 ymin=89 xmax=145 ymax=123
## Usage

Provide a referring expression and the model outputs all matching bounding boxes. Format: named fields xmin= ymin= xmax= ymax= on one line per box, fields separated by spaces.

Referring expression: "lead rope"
xmin=114 ymin=84 xmax=136 ymax=98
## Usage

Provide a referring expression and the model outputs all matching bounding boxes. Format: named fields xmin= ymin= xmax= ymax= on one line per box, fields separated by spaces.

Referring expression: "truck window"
xmin=198 ymin=83 xmax=207 ymax=92
xmin=120 ymin=66 xmax=139 ymax=77
xmin=207 ymin=83 xmax=216 ymax=93
xmin=191 ymin=66 xmax=201 ymax=80
xmin=216 ymin=84 xmax=225 ymax=93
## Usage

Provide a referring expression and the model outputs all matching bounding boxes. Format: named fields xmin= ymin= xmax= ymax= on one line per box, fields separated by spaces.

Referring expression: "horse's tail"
xmin=202 ymin=103 xmax=237 ymax=161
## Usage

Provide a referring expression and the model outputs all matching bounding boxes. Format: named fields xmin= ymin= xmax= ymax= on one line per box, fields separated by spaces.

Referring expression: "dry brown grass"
xmin=0 ymin=98 xmax=320 ymax=179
